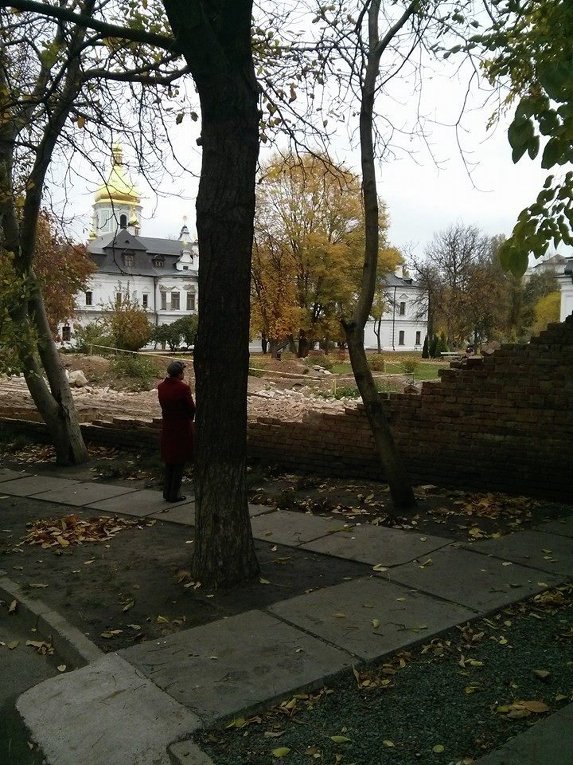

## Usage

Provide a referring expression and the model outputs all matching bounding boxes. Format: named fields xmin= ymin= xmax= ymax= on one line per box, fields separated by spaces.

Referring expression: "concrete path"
xmin=1 ymin=468 xmax=571 ymax=765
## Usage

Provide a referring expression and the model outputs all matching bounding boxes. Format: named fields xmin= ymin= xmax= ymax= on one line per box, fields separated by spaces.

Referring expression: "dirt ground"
xmin=1 ymin=436 xmax=571 ymax=661
xmin=1 ymin=357 xmax=571 ymax=663
xmin=0 ymin=353 xmax=363 ymax=424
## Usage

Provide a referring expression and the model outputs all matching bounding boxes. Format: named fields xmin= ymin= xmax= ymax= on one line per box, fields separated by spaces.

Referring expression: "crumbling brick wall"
xmin=248 ymin=316 xmax=573 ymax=500
xmin=2 ymin=317 xmax=571 ymax=500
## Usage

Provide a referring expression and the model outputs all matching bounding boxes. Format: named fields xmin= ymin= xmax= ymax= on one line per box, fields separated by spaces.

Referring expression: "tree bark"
xmin=164 ymin=0 xmax=260 ymax=586
xmin=0 ymin=46 xmax=89 ymax=465
xmin=343 ymin=0 xmax=417 ymax=510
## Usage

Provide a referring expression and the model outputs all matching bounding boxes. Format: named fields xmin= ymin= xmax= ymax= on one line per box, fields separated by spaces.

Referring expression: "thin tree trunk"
xmin=343 ymin=0 xmax=417 ymax=510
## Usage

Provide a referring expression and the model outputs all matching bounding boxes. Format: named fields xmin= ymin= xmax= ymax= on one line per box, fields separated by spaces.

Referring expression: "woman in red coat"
xmin=157 ymin=360 xmax=196 ymax=502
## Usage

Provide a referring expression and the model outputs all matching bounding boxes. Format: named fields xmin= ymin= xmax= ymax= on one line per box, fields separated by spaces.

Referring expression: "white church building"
xmin=64 ymin=146 xmax=427 ymax=352
xmin=61 ymin=146 xmax=198 ymax=342
xmin=363 ymin=271 xmax=428 ymax=351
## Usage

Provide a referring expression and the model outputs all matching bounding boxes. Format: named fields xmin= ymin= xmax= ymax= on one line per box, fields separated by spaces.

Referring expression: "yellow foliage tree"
xmin=253 ymin=153 xmax=390 ymax=355
xmin=532 ymin=290 xmax=561 ymax=335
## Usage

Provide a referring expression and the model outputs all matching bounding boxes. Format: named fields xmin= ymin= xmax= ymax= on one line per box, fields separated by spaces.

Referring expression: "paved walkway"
xmin=1 ymin=466 xmax=572 ymax=764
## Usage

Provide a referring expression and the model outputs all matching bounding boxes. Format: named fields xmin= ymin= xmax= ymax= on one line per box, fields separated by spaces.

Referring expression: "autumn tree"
xmin=531 ymin=289 xmax=561 ymax=334
xmin=103 ymin=294 xmax=153 ymax=351
xmin=34 ymin=212 xmax=95 ymax=337
xmin=253 ymin=153 xmax=373 ymax=356
xmin=0 ymin=0 xmax=263 ymax=586
xmin=0 ymin=0 xmax=187 ymax=464
xmin=413 ymin=224 xmax=505 ymax=348
xmin=251 ymin=232 xmax=301 ymax=358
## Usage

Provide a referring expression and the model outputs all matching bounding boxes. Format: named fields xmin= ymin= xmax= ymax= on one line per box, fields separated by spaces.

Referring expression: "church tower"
xmin=90 ymin=144 xmax=142 ymax=239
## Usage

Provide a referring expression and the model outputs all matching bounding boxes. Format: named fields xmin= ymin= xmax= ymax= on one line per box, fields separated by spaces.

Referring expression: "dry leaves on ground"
xmin=19 ymin=513 xmax=155 ymax=549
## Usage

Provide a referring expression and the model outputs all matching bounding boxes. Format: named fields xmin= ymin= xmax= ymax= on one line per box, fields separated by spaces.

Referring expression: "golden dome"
xmin=94 ymin=145 xmax=140 ymax=205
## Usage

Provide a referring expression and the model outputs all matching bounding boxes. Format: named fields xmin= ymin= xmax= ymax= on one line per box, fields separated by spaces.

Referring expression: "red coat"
xmin=157 ymin=377 xmax=196 ymax=464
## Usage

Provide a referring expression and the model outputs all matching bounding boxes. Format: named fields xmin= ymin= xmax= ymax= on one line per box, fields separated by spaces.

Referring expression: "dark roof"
xmin=87 ymin=231 xmax=198 ymax=277
xmin=383 ymin=273 xmax=421 ymax=289
xmin=103 ymin=230 xmax=147 ymax=253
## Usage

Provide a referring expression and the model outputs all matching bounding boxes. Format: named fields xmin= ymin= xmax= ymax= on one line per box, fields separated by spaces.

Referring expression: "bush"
xmin=171 ymin=315 xmax=198 ymax=348
xmin=106 ymin=299 xmax=153 ymax=351
xmin=73 ymin=321 xmax=113 ymax=354
xmin=110 ymin=354 xmax=157 ymax=391
xmin=305 ymin=352 xmax=335 ymax=370
xmin=151 ymin=323 xmax=181 ymax=351
xmin=368 ymin=354 xmax=385 ymax=372
xmin=400 ymin=359 xmax=420 ymax=376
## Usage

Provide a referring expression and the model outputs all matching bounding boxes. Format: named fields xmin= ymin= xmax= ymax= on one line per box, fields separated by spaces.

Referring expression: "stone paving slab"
xmin=169 ymin=740 xmax=215 ymax=765
xmin=301 ymin=524 xmax=452 ymax=567
xmin=268 ymin=577 xmax=474 ymax=661
xmin=121 ymin=609 xmax=353 ymax=724
xmin=465 ymin=530 xmax=573 ymax=576
xmin=386 ymin=547 xmax=564 ymax=611
xmin=151 ymin=502 xmax=196 ymax=525
xmin=476 ymin=702 xmax=573 ymax=764
xmin=250 ymin=509 xmax=349 ymax=546
xmin=249 ymin=502 xmax=275 ymax=518
xmin=87 ymin=489 xmax=186 ymax=517
xmin=0 ymin=475 xmax=81 ymax=496
xmin=0 ymin=468 xmax=29 ymax=482
xmin=16 ymin=653 xmax=201 ymax=765
xmin=535 ymin=515 xmax=573 ymax=538
xmin=31 ymin=482 xmax=137 ymax=507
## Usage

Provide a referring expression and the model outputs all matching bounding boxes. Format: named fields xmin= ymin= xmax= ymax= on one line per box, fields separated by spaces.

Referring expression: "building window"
xmin=186 ymin=291 xmax=196 ymax=311
xmin=62 ymin=325 xmax=71 ymax=342
xmin=124 ymin=252 xmax=134 ymax=268
xmin=85 ymin=291 xmax=93 ymax=306
xmin=399 ymin=301 xmax=406 ymax=316
xmin=160 ymin=293 xmax=167 ymax=311
xmin=142 ymin=294 xmax=149 ymax=308
xmin=120 ymin=213 xmax=127 ymax=229
xmin=153 ymin=256 xmax=164 ymax=268
xmin=171 ymin=291 xmax=180 ymax=310
xmin=415 ymin=331 xmax=421 ymax=345
xmin=398 ymin=330 xmax=405 ymax=346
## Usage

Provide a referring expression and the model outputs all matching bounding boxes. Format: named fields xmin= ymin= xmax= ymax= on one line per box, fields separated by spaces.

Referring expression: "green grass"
xmin=327 ymin=361 xmax=442 ymax=381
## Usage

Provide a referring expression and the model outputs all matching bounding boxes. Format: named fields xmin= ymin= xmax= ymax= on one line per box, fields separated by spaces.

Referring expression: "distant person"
xmin=157 ymin=360 xmax=195 ymax=502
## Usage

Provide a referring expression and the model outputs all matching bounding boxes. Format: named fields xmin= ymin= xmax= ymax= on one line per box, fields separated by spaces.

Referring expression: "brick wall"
xmin=247 ymin=316 xmax=573 ymax=501
xmin=2 ymin=316 xmax=572 ymax=500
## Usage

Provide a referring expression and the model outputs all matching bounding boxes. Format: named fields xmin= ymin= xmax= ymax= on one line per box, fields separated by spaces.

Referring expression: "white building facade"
xmin=64 ymin=147 xmax=427 ymax=352
xmin=558 ymin=258 xmax=573 ymax=321
xmin=363 ymin=273 xmax=428 ymax=352
xmin=62 ymin=147 xmax=198 ymax=342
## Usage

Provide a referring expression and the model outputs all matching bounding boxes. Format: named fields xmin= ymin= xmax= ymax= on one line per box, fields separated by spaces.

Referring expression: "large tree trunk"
xmin=164 ymin=0 xmax=260 ymax=586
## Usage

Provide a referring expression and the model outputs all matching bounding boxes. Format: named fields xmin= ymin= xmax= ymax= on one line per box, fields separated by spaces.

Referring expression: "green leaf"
xmin=541 ymin=137 xmax=565 ymax=169
xmin=272 ymin=747 xmax=291 ymax=758
xmin=331 ymin=735 xmax=352 ymax=744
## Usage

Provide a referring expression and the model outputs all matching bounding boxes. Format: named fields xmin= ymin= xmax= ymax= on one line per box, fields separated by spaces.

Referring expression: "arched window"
xmin=119 ymin=214 xmax=127 ymax=229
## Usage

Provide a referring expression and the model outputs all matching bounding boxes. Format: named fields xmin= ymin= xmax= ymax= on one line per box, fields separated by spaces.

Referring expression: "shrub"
xmin=73 ymin=321 xmax=113 ymax=354
xmin=368 ymin=354 xmax=385 ymax=372
xmin=306 ymin=352 xmax=335 ymax=370
xmin=110 ymin=353 xmax=157 ymax=391
xmin=106 ymin=298 xmax=153 ymax=351
xmin=171 ymin=315 xmax=198 ymax=348
xmin=151 ymin=323 xmax=181 ymax=351
xmin=400 ymin=359 xmax=420 ymax=376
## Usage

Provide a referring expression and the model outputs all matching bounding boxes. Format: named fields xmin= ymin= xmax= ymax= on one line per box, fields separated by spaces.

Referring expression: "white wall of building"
xmin=559 ymin=273 xmax=573 ymax=321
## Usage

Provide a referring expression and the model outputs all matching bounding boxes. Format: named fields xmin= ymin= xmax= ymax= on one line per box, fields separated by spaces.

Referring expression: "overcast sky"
xmin=63 ymin=57 xmax=561 ymax=266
